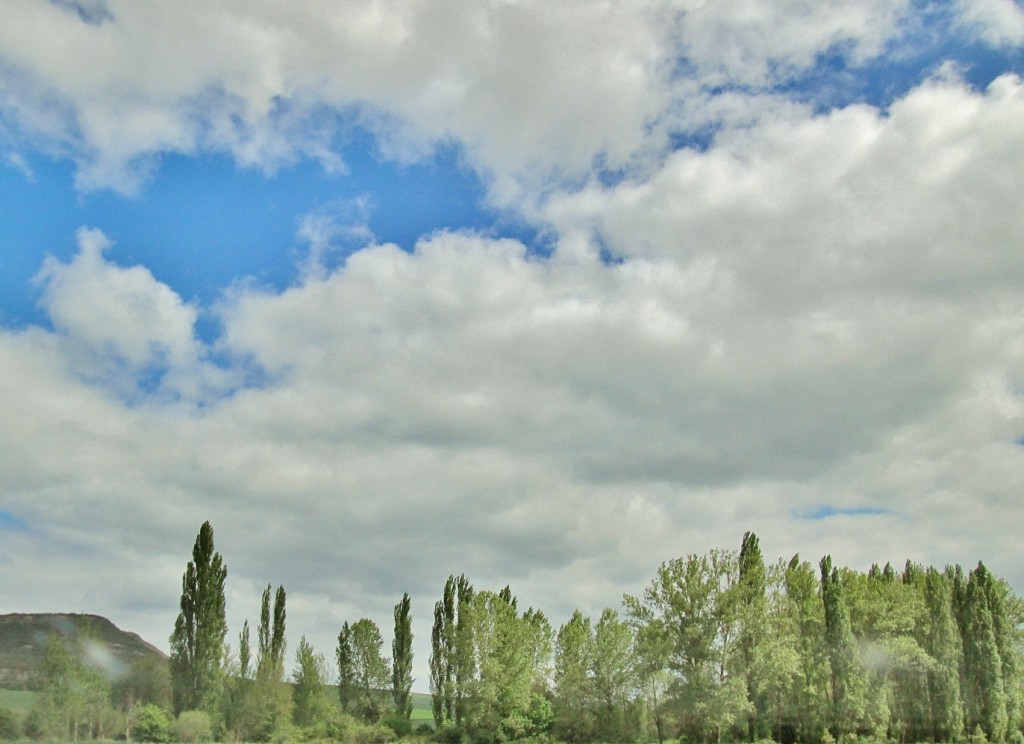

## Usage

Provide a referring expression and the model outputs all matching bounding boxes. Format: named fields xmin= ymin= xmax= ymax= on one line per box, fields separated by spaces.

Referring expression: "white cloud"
xmin=671 ymin=0 xmax=907 ymax=87
xmin=34 ymin=226 xmax=235 ymax=402
xmin=956 ymin=0 xmax=1024 ymax=46
xmin=0 ymin=0 xmax=922 ymax=197
xmin=0 ymin=1 xmax=1023 ymax=688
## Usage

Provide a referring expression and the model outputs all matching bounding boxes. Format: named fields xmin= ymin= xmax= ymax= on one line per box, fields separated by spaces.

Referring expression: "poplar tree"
xmin=979 ymin=566 xmax=1021 ymax=735
xmin=591 ymin=608 xmax=637 ymax=743
xmin=964 ymin=564 xmax=1008 ymax=741
xmin=923 ymin=568 xmax=964 ymax=742
xmin=820 ymin=555 xmax=866 ymax=738
xmin=292 ymin=636 xmax=330 ymax=729
xmin=738 ymin=531 xmax=768 ymax=741
xmin=454 ymin=575 xmax=476 ymax=726
xmin=429 ymin=574 xmax=475 ymax=727
xmin=169 ymin=521 xmax=228 ymax=716
xmin=392 ymin=593 xmax=414 ymax=721
xmin=337 ymin=622 xmax=355 ymax=712
xmin=783 ymin=555 xmax=829 ymax=743
xmin=555 ymin=611 xmax=595 ymax=742
xmin=245 ymin=584 xmax=291 ymax=740
xmin=238 ymin=621 xmax=252 ymax=682
xmin=429 ymin=606 xmax=446 ymax=726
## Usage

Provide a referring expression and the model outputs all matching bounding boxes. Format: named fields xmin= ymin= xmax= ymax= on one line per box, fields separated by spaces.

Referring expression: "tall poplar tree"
xmin=738 ymin=531 xmax=768 ymax=741
xmin=429 ymin=605 xmax=446 ymax=726
xmin=337 ymin=622 xmax=355 ymax=712
xmin=554 ymin=610 xmax=595 ymax=742
xmin=820 ymin=556 xmax=866 ymax=738
xmin=392 ymin=593 xmax=414 ymax=721
xmin=923 ymin=568 xmax=964 ymax=743
xmin=783 ymin=555 xmax=829 ymax=743
xmin=169 ymin=521 xmax=228 ymax=716
xmin=963 ymin=564 xmax=1008 ymax=741
xmin=429 ymin=574 xmax=475 ymax=727
xmin=454 ymin=575 xmax=476 ymax=726
xmin=591 ymin=608 xmax=637 ymax=743
xmin=244 ymin=584 xmax=291 ymax=740
xmin=292 ymin=636 xmax=330 ymax=729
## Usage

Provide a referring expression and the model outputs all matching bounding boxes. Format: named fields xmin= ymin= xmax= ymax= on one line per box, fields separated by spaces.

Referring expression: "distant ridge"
xmin=0 ymin=613 xmax=167 ymax=690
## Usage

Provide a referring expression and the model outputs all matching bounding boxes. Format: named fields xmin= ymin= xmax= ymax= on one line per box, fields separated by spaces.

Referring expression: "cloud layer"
xmin=1 ymin=0 xmax=1022 ymax=686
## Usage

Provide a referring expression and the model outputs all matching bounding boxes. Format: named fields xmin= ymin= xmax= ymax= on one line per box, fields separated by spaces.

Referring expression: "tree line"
xmin=6 ymin=523 xmax=1021 ymax=744
xmin=418 ymin=535 xmax=1023 ymax=744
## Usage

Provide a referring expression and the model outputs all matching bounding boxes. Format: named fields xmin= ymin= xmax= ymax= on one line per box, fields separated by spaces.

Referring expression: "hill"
xmin=0 ymin=613 xmax=167 ymax=690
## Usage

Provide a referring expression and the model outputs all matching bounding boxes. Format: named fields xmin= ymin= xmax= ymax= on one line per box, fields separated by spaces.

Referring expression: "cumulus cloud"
xmin=0 ymin=0 xmax=922 ymax=198
xmin=34 ymin=226 xmax=235 ymax=402
xmin=1 ymin=0 xmax=1023 ymax=688
xmin=956 ymin=0 xmax=1024 ymax=46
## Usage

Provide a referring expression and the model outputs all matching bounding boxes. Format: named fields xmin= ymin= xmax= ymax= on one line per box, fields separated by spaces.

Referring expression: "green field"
xmin=410 ymin=691 xmax=434 ymax=724
xmin=0 ymin=688 xmax=35 ymax=712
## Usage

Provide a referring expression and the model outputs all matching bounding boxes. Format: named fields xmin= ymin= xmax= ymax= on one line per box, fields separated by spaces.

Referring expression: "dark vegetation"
xmin=0 ymin=524 xmax=1021 ymax=744
xmin=0 ymin=614 xmax=166 ymax=690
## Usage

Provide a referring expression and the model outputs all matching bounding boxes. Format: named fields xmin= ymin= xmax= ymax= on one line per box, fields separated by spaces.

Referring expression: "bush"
xmin=352 ymin=721 xmax=398 ymax=744
xmin=0 ymin=706 xmax=20 ymax=741
xmin=382 ymin=711 xmax=413 ymax=737
xmin=433 ymin=722 xmax=467 ymax=744
xmin=21 ymin=708 xmax=44 ymax=740
xmin=133 ymin=703 xmax=174 ymax=743
xmin=176 ymin=710 xmax=212 ymax=743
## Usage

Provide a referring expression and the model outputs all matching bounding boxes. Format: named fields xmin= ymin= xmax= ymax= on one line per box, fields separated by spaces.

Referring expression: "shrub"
xmin=352 ymin=721 xmax=398 ymax=744
xmin=176 ymin=710 xmax=212 ymax=743
xmin=133 ymin=703 xmax=173 ymax=743
xmin=0 ymin=706 xmax=20 ymax=741
xmin=382 ymin=711 xmax=412 ymax=737
xmin=21 ymin=708 xmax=44 ymax=740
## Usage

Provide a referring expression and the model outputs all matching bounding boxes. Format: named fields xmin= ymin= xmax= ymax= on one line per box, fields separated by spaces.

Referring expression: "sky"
xmin=1 ymin=0 xmax=1023 ymax=690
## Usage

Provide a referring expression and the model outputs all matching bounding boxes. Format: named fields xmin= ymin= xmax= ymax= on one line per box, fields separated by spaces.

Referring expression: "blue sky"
xmin=1 ymin=0 xmax=1023 ymax=684
xmin=0 ymin=134 xmax=531 ymax=337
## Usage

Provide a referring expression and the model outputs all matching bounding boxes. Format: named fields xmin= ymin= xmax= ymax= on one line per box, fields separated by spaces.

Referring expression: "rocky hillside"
xmin=0 ymin=613 xmax=166 ymax=690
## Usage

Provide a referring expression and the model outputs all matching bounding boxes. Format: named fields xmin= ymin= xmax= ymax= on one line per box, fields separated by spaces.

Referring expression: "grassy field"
xmin=410 ymin=691 xmax=434 ymax=724
xmin=0 ymin=688 xmax=35 ymax=712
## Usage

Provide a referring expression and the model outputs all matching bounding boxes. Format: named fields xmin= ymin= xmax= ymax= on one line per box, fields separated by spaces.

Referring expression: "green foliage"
xmin=133 ymin=702 xmax=173 ymax=743
xmin=225 ymin=583 xmax=291 ymax=742
xmin=625 ymin=548 xmax=741 ymax=743
xmin=150 ymin=525 xmax=1024 ymax=744
xmin=821 ymin=556 xmax=868 ymax=738
xmin=348 ymin=618 xmax=391 ymax=723
xmin=292 ymin=635 xmax=332 ymax=730
xmin=239 ymin=619 xmax=253 ymax=682
xmin=963 ymin=564 xmax=1009 ymax=742
xmin=738 ymin=531 xmax=770 ymax=740
xmin=21 ymin=707 xmax=44 ymax=740
xmin=113 ymin=655 xmax=173 ymax=712
xmin=393 ymin=592 xmax=415 ymax=721
xmin=32 ymin=632 xmax=114 ymax=740
xmin=0 ymin=706 xmax=21 ymax=740
xmin=554 ymin=610 xmax=593 ymax=742
xmin=430 ymin=575 xmax=475 ymax=729
xmin=176 ymin=709 xmax=212 ymax=743
xmin=169 ymin=521 xmax=228 ymax=718
xmin=339 ymin=620 xmax=356 ymax=712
